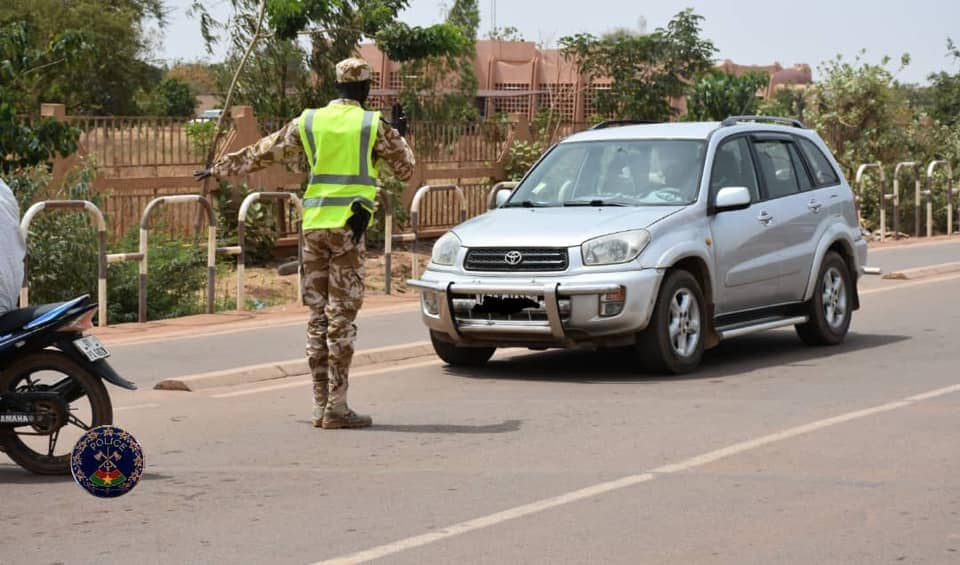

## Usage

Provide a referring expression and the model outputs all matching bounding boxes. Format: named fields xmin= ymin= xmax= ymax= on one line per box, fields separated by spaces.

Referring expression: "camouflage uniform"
xmin=210 ymin=58 xmax=415 ymax=428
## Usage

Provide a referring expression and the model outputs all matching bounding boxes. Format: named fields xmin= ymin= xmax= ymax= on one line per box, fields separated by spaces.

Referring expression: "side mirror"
xmin=493 ymin=189 xmax=511 ymax=209
xmin=714 ymin=186 xmax=752 ymax=211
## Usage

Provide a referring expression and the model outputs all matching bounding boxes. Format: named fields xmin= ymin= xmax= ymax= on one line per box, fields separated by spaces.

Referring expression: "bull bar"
xmin=407 ymin=279 xmax=624 ymax=341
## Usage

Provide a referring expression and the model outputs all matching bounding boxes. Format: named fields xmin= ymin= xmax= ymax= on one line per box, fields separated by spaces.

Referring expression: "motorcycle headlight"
xmin=581 ymin=230 xmax=651 ymax=266
xmin=431 ymin=232 xmax=461 ymax=266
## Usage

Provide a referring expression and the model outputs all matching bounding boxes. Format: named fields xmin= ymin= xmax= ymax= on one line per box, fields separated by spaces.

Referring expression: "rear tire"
xmin=796 ymin=252 xmax=852 ymax=346
xmin=635 ymin=270 xmax=706 ymax=374
xmin=430 ymin=331 xmax=495 ymax=367
xmin=0 ymin=350 xmax=112 ymax=475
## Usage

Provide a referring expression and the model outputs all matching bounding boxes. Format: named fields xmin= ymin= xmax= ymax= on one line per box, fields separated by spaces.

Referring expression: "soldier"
xmin=195 ymin=58 xmax=415 ymax=429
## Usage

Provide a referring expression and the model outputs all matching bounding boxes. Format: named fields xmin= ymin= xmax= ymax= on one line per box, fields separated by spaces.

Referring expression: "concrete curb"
xmin=154 ymin=341 xmax=434 ymax=392
xmin=882 ymin=262 xmax=960 ymax=280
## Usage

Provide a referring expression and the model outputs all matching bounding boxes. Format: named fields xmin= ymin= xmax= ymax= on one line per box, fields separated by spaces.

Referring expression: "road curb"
xmin=882 ymin=261 xmax=960 ymax=280
xmin=154 ymin=341 xmax=434 ymax=392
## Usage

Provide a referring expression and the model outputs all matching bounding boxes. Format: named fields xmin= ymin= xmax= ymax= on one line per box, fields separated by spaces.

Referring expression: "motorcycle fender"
xmin=57 ymin=337 xmax=138 ymax=391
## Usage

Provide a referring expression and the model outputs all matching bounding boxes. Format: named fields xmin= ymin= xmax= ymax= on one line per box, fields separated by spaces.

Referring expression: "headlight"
xmin=581 ymin=230 xmax=651 ymax=266
xmin=431 ymin=232 xmax=461 ymax=266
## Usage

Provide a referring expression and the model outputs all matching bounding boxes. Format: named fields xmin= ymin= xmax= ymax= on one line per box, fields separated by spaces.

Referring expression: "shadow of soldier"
xmin=361 ymin=419 xmax=522 ymax=434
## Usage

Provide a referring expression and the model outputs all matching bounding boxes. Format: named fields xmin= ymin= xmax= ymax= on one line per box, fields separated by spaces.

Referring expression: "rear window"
xmin=797 ymin=138 xmax=840 ymax=186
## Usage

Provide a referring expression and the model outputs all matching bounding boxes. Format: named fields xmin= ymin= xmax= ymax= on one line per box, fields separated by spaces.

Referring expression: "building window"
xmin=493 ymin=83 xmax=531 ymax=115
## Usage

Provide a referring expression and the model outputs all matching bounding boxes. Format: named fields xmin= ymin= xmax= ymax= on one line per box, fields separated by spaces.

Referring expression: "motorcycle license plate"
xmin=74 ymin=336 xmax=110 ymax=362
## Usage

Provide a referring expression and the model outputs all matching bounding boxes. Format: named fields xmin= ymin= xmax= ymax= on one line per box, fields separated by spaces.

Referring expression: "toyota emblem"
xmin=504 ymin=250 xmax=523 ymax=265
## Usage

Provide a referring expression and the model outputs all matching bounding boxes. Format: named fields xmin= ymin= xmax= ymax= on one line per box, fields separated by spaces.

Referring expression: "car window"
xmin=797 ymin=138 xmax=840 ymax=186
xmin=710 ymin=137 xmax=760 ymax=203
xmin=788 ymin=143 xmax=814 ymax=191
xmin=753 ymin=140 xmax=801 ymax=199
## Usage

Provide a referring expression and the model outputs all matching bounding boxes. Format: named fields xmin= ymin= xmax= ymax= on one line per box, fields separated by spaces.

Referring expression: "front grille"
xmin=464 ymin=248 xmax=569 ymax=272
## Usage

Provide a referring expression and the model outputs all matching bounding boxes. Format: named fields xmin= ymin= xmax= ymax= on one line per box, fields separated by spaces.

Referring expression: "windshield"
xmin=507 ymin=139 xmax=706 ymax=207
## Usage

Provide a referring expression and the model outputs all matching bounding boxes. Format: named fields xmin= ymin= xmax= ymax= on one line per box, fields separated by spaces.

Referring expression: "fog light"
xmin=422 ymin=291 xmax=440 ymax=316
xmin=599 ymin=287 xmax=626 ymax=318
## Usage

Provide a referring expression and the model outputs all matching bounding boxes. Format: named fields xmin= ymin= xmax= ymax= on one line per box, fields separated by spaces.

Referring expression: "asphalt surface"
xmin=105 ymin=239 xmax=960 ymax=389
xmin=2 ymin=239 xmax=960 ymax=564
xmin=106 ymin=307 xmax=424 ymax=388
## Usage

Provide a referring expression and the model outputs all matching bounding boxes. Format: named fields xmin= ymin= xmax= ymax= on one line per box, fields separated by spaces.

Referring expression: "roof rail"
xmin=589 ymin=119 xmax=659 ymax=130
xmin=721 ymin=115 xmax=806 ymax=129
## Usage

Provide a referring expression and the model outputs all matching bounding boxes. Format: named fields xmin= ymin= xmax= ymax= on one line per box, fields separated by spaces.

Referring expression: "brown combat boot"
xmin=321 ymin=408 xmax=372 ymax=429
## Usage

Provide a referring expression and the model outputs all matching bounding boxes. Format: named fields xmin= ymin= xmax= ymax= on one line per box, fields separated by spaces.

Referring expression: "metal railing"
xmin=19 ymin=201 xmax=109 ymax=327
xmin=138 ymin=195 xmax=217 ymax=323
xmin=927 ymin=160 xmax=956 ymax=237
xmin=410 ymin=185 xmax=467 ymax=279
xmin=378 ymin=190 xmax=395 ymax=295
xmin=891 ymin=161 xmax=919 ymax=240
xmin=854 ymin=163 xmax=884 ymax=232
xmin=217 ymin=192 xmax=303 ymax=311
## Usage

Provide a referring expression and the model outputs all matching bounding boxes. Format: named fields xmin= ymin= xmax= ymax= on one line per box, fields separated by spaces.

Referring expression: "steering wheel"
xmin=652 ymin=187 xmax=686 ymax=203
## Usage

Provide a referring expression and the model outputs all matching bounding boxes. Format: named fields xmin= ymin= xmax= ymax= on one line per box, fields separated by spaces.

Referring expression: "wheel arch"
xmin=803 ymin=233 xmax=860 ymax=311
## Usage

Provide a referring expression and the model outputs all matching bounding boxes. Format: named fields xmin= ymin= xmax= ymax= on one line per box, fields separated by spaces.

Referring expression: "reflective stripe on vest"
xmin=298 ymin=106 xmax=380 ymax=230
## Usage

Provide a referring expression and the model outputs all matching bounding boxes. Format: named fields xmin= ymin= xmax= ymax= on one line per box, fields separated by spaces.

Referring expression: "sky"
xmin=156 ymin=0 xmax=960 ymax=85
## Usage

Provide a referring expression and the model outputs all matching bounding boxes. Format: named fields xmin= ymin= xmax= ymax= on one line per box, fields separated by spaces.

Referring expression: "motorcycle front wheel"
xmin=0 ymin=350 xmax=112 ymax=475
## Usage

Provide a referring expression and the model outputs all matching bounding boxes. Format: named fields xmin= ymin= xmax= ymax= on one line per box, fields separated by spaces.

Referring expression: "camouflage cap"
xmin=336 ymin=58 xmax=374 ymax=84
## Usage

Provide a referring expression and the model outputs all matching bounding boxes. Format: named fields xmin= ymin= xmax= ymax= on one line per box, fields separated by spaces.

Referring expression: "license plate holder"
xmin=73 ymin=336 xmax=110 ymax=362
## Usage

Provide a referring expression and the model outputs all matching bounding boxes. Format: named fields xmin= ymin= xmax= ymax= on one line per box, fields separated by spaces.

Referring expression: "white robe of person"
xmin=0 ymin=178 xmax=25 ymax=316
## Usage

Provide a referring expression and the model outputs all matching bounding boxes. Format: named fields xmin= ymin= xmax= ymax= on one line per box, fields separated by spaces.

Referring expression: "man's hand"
xmin=193 ymin=168 xmax=214 ymax=182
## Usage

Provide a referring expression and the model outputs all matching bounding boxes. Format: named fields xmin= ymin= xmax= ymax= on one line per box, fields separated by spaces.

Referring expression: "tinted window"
xmin=797 ymin=138 xmax=840 ymax=186
xmin=710 ymin=137 xmax=760 ymax=202
xmin=753 ymin=140 xmax=801 ymax=199
xmin=788 ymin=143 xmax=814 ymax=191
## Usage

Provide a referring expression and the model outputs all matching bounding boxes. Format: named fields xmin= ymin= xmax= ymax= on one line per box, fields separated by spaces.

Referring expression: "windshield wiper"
xmin=563 ymin=199 xmax=628 ymax=207
xmin=504 ymin=200 xmax=550 ymax=208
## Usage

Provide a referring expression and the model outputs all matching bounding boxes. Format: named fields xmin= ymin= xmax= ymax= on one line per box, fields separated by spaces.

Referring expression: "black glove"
xmin=346 ymin=201 xmax=372 ymax=245
xmin=193 ymin=168 xmax=214 ymax=182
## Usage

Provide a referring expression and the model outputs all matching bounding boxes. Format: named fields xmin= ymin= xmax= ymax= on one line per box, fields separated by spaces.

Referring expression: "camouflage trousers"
xmin=303 ymin=228 xmax=365 ymax=416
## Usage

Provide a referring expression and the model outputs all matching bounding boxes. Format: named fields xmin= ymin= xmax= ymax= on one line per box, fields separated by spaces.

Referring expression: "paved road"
xmin=2 ymin=248 xmax=960 ymax=563
xmin=104 ymin=239 xmax=960 ymax=389
xmin=106 ymin=306 xmax=424 ymax=388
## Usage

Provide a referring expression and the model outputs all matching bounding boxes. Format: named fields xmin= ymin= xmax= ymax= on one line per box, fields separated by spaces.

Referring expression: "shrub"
xmin=504 ymin=140 xmax=546 ymax=181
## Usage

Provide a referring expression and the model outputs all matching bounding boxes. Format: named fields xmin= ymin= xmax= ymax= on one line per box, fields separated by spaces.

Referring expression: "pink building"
xmin=358 ymin=42 xmax=812 ymax=121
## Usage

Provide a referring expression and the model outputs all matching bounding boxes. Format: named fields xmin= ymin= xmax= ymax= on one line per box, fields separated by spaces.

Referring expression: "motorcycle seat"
xmin=0 ymin=302 xmax=70 ymax=335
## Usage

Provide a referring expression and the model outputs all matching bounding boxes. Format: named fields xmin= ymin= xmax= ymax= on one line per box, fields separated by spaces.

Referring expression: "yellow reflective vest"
xmin=298 ymin=105 xmax=380 ymax=230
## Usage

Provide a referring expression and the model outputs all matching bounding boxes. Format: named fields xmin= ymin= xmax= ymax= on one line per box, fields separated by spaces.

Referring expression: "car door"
xmin=708 ymin=136 xmax=782 ymax=314
xmin=750 ymin=135 xmax=819 ymax=304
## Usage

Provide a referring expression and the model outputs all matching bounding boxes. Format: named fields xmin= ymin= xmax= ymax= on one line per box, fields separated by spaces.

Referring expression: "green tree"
xmin=0 ymin=0 xmax=167 ymax=115
xmin=758 ymin=86 xmax=810 ymax=123
xmin=0 ymin=22 xmax=80 ymax=175
xmin=560 ymin=9 xmax=716 ymax=121
xmin=686 ymin=70 xmax=768 ymax=121
xmin=486 ymin=26 xmax=524 ymax=42
xmin=927 ymin=38 xmax=960 ymax=127
xmin=139 ymin=78 xmax=198 ymax=116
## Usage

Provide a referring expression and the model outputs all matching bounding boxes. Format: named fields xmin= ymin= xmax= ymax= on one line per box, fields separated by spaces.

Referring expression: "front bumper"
xmin=407 ymin=269 xmax=663 ymax=347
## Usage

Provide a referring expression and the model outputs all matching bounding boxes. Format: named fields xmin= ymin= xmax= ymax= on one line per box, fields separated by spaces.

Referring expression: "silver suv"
xmin=409 ymin=116 xmax=868 ymax=374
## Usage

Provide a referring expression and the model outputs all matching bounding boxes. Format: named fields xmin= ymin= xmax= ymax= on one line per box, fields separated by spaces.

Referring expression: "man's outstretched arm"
xmin=194 ymin=118 xmax=303 ymax=180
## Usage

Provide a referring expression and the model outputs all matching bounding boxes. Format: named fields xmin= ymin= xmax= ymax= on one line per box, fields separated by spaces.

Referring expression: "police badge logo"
xmin=70 ymin=426 xmax=144 ymax=498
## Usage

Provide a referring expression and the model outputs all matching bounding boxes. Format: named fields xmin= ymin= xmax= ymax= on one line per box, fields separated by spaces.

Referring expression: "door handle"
xmin=757 ymin=211 xmax=773 ymax=225
xmin=808 ymin=199 xmax=823 ymax=213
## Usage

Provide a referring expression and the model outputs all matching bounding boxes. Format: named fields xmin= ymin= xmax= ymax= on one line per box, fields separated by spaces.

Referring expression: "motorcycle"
xmin=0 ymin=295 xmax=136 ymax=474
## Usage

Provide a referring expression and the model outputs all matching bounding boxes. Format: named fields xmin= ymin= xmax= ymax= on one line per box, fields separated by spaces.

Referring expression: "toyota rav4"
xmin=408 ymin=116 xmax=868 ymax=374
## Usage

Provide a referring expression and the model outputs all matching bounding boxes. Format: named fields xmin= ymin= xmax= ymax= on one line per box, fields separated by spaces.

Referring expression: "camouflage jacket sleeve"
xmin=374 ymin=120 xmax=416 ymax=181
xmin=211 ymin=118 xmax=303 ymax=177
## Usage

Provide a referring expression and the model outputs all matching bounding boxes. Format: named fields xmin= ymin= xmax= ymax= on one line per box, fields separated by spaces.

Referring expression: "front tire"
xmin=796 ymin=252 xmax=853 ymax=346
xmin=0 ymin=350 xmax=113 ymax=475
xmin=635 ymin=270 xmax=706 ymax=374
xmin=430 ymin=331 xmax=495 ymax=367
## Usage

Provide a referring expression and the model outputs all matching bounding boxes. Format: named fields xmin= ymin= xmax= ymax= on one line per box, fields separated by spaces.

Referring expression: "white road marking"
xmin=115 ymin=403 xmax=160 ymax=411
xmin=210 ymin=359 xmax=443 ymax=399
xmin=313 ymin=381 xmax=960 ymax=565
